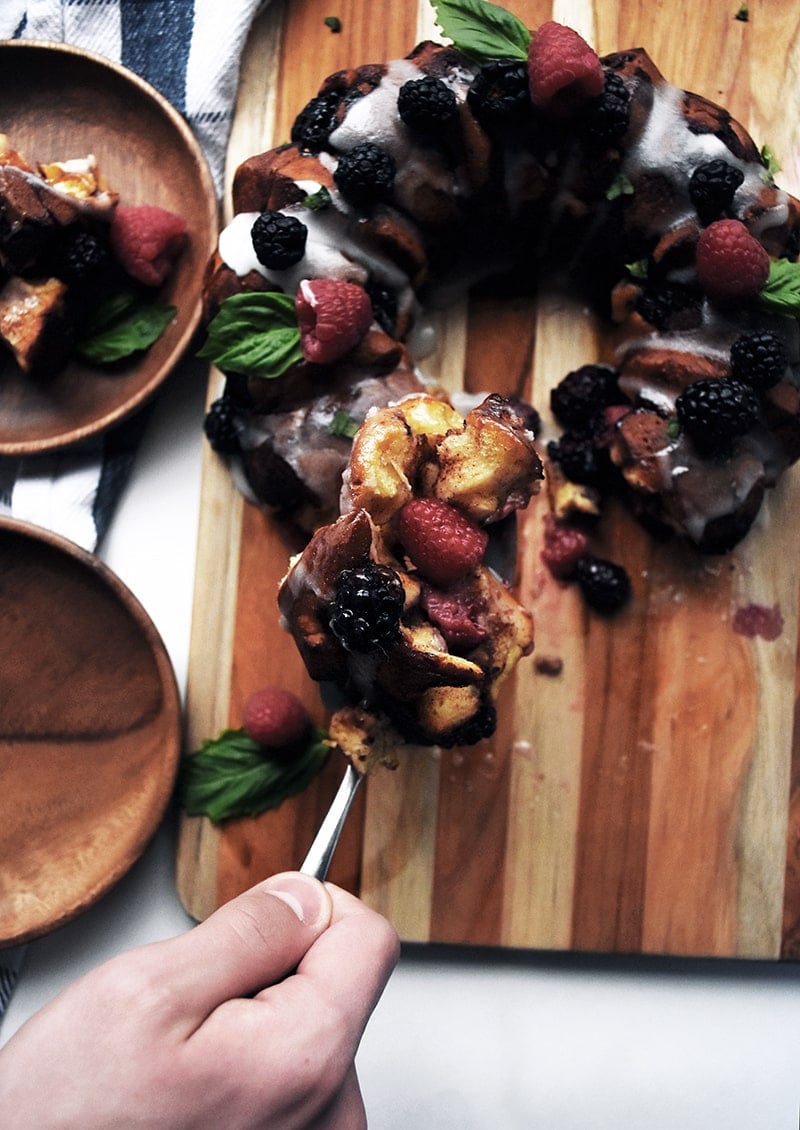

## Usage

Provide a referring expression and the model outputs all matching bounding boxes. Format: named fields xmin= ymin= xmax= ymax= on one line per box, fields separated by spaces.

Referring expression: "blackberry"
xmin=675 ymin=377 xmax=760 ymax=457
xmin=329 ymin=563 xmax=405 ymax=652
xmin=730 ymin=330 xmax=788 ymax=391
xmin=365 ymin=281 xmax=398 ymax=336
xmin=333 ymin=143 xmax=396 ymax=209
xmin=203 ymin=395 xmax=240 ymax=454
xmin=635 ymin=281 xmax=701 ymax=332
xmin=582 ymin=71 xmax=631 ymax=147
xmin=438 ymin=701 xmax=497 ymax=748
xmin=57 ymin=229 xmax=112 ymax=285
xmin=688 ymin=159 xmax=744 ymax=224
xmin=466 ymin=59 xmax=530 ymax=129
xmin=251 ymin=210 xmax=308 ymax=270
xmin=547 ymin=432 xmax=607 ymax=487
xmin=550 ymin=364 xmax=624 ymax=430
xmin=574 ymin=554 xmax=631 ymax=614
xmin=397 ymin=75 xmax=458 ymax=134
xmin=291 ymin=90 xmax=341 ymax=152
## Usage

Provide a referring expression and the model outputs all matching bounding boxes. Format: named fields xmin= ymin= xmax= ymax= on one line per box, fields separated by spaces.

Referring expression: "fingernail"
xmin=263 ymin=872 xmax=332 ymax=927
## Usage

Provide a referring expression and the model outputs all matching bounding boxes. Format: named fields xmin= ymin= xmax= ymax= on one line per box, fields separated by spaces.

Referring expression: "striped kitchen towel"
xmin=0 ymin=0 xmax=268 ymax=1027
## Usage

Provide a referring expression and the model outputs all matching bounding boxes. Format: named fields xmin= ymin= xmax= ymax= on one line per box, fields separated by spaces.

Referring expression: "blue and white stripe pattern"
xmin=0 ymin=0 xmax=267 ymax=1025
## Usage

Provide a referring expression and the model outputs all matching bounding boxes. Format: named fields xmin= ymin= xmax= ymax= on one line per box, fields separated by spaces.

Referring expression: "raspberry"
xmin=109 ymin=204 xmax=188 ymax=287
xmin=397 ymin=498 xmax=488 ymax=587
xmin=527 ymin=22 xmax=605 ymax=115
xmin=291 ymin=90 xmax=341 ymax=152
xmin=730 ymin=330 xmax=788 ymax=391
xmin=295 ymin=278 xmax=373 ymax=364
xmin=550 ymin=363 xmax=624 ymax=430
xmin=689 ymin=159 xmax=744 ymax=225
xmin=397 ymin=75 xmax=458 ymax=134
xmin=421 ymin=581 xmax=488 ymax=650
xmin=540 ymin=516 xmax=590 ymax=579
xmin=329 ymin=563 xmax=405 ymax=652
xmin=675 ymin=377 xmax=760 ymax=456
xmin=242 ymin=686 xmax=310 ymax=748
xmin=203 ymin=394 xmax=240 ymax=454
xmin=467 ymin=60 xmax=531 ymax=128
xmin=333 ymin=142 xmax=396 ymax=208
xmin=695 ymin=219 xmax=770 ymax=302
xmin=574 ymin=554 xmax=631 ymax=613
xmin=251 ymin=210 xmax=308 ymax=270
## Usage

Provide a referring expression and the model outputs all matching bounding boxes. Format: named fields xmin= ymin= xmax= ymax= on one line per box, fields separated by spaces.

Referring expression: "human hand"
xmin=0 ymin=872 xmax=399 ymax=1129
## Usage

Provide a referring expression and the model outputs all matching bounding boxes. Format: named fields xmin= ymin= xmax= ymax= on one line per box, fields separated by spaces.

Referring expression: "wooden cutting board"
xmin=176 ymin=0 xmax=800 ymax=959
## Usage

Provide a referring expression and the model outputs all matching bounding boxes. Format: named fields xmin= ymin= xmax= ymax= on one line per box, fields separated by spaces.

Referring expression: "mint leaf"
xmin=178 ymin=726 xmax=331 ymax=824
xmin=198 ymin=291 xmax=303 ymax=379
xmin=755 ymin=258 xmax=800 ymax=317
xmin=606 ymin=173 xmax=634 ymax=201
xmin=625 ymin=259 xmax=649 ymax=279
xmin=432 ymin=0 xmax=530 ymax=61
xmin=77 ymin=293 xmax=176 ymax=364
xmin=329 ymin=408 xmax=360 ymax=438
xmin=760 ymin=143 xmax=781 ymax=178
xmin=304 ymin=186 xmax=331 ymax=211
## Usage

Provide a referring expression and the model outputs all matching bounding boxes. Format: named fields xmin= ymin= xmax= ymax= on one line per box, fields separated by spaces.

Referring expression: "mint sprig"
xmin=178 ymin=725 xmax=331 ymax=824
xmin=77 ymin=291 xmax=176 ymax=364
xmin=755 ymin=258 xmax=800 ymax=317
xmin=329 ymin=408 xmax=360 ymax=438
xmin=431 ymin=0 xmax=530 ymax=61
xmin=197 ymin=291 xmax=303 ymax=379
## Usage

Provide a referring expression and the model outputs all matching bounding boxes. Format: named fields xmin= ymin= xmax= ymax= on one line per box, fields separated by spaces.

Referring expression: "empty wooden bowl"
xmin=0 ymin=517 xmax=182 ymax=946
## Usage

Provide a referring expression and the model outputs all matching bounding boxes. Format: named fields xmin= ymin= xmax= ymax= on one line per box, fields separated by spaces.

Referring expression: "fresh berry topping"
xmin=730 ymin=330 xmax=788 ymax=391
xmin=582 ymin=71 xmax=631 ymax=146
xmin=57 ymin=229 xmax=112 ymax=285
xmin=242 ymin=686 xmax=310 ymax=748
xmin=574 ymin=554 xmax=631 ymax=613
xmin=527 ymin=22 xmax=605 ymax=115
xmin=203 ymin=394 xmax=240 ymax=454
xmin=550 ymin=363 xmax=624 ymax=430
xmin=540 ymin=516 xmax=590 ymax=579
xmin=675 ymin=377 xmax=760 ymax=456
xmin=397 ymin=498 xmax=489 ymax=588
xmin=365 ymin=281 xmax=398 ymax=336
xmin=291 ymin=90 xmax=341 ymax=152
xmin=421 ymin=581 xmax=488 ymax=650
xmin=695 ymin=219 xmax=770 ymax=302
xmin=437 ymin=700 xmax=497 ymax=748
xmin=467 ymin=59 xmax=531 ymax=128
xmin=295 ymin=278 xmax=373 ymax=365
xmin=634 ymin=281 xmax=702 ymax=331
xmin=109 ymin=204 xmax=188 ymax=287
xmin=688 ymin=159 xmax=745 ymax=224
xmin=333 ymin=142 xmax=396 ymax=208
xmin=547 ymin=431 xmax=608 ymax=487
xmin=397 ymin=75 xmax=458 ymax=133
xmin=251 ymin=209 xmax=308 ymax=270
xmin=329 ymin=563 xmax=405 ymax=652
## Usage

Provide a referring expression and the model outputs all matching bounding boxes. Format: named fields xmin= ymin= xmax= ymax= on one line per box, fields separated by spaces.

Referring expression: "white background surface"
xmin=2 ymin=354 xmax=800 ymax=1129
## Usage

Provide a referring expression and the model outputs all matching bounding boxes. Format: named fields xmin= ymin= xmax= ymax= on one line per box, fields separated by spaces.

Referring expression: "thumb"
xmin=154 ymin=872 xmax=333 ymax=1019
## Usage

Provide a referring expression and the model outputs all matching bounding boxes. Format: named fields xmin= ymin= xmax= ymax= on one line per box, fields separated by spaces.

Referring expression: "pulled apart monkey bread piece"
xmin=278 ymin=393 xmax=543 ymax=759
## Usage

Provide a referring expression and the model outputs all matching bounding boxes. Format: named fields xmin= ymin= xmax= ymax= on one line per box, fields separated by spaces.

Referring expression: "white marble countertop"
xmin=2 ymin=356 xmax=800 ymax=1129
